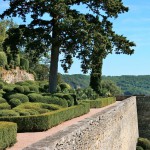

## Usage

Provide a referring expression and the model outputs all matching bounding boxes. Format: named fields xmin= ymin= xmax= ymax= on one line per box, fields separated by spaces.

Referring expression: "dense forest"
xmin=61 ymin=74 xmax=150 ymax=96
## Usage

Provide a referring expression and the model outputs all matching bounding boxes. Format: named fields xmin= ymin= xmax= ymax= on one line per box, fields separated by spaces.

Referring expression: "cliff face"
xmin=0 ymin=67 xmax=34 ymax=83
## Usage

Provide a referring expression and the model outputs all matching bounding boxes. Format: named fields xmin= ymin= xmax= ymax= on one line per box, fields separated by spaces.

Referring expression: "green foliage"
xmin=14 ymin=85 xmax=24 ymax=93
xmin=59 ymin=83 xmax=71 ymax=92
xmin=0 ymin=103 xmax=90 ymax=132
xmin=0 ymin=110 xmax=19 ymax=117
xmin=0 ymin=122 xmax=17 ymax=150
xmin=90 ymin=73 xmax=102 ymax=94
xmin=0 ymin=52 xmax=7 ymax=67
xmin=76 ymin=87 xmax=98 ymax=100
xmin=101 ymin=79 xmax=123 ymax=96
xmin=137 ymin=138 xmax=150 ymax=150
xmin=20 ymin=58 xmax=29 ymax=70
xmin=0 ymin=82 xmax=4 ymax=89
xmin=136 ymin=146 xmax=144 ymax=150
xmin=61 ymin=74 xmax=90 ymax=89
xmin=82 ymin=97 xmax=116 ymax=108
xmin=28 ymin=93 xmax=43 ymax=102
xmin=14 ymin=102 xmax=60 ymax=116
xmin=0 ymin=97 xmax=6 ymax=103
xmin=3 ymin=85 xmax=14 ymax=93
xmin=0 ymin=103 xmax=11 ymax=109
xmin=28 ymin=85 xmax=39 ymax=93
xmin=53 ymin=93 xmax=74 ymax=107
xmin=22 ymin=85 xmax=30 ymax=93
xmin=14 ymin=54 xmax=20 ymax=66
xmin=9 ymin=98 xmax=21 ymax=107
xmin=8 ymin=93 xmax=29 ymax=103
xmin=43 ymin=96 xmax=68 ymax=107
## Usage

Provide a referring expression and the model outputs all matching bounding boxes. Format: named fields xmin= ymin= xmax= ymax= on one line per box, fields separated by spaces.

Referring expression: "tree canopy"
xmin=0 ymin=0 xmax=135 ymax=93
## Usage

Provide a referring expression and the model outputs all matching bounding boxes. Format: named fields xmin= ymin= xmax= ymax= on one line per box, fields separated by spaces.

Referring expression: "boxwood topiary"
xmin=29 ymin=85 xmax=39 ymax=93
xmin=9 ymin=98 xmax=21 ymax=108
xmin=28 ymin=93 xmax=43 ymax=102
xmin=22 ymin=86 xmax=30 ymax=93
xmin=0 ymin=103 xmax=11 ymax=109
xmin=0 ymin=97 xmax=6 ymax=103
xmin=8 ymin=93 xmax=29 ymax=103
xmin=43 ymin=96 xmax=68 ymax=107
xmin=14 ymin=85 xmax=24 ymax=93
xmin=0 ymin=122 xmax=17 ymax=150
xmin=0 ymin=110 xmax=19 ymax=117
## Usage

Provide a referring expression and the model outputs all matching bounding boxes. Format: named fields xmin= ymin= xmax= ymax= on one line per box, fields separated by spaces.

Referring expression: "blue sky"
xmin=0 ymin=0 xmax=150 ymax=76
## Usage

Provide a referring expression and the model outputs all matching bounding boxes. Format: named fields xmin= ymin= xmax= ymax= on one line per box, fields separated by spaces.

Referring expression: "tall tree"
xmin=0 ymin=0 xmax=135 ymax=93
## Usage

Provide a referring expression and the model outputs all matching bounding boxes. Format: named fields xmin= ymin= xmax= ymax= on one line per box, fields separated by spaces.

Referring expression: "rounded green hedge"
xmin=0 ymin=97 xmax=6 ymax=103
xmin=8 ymin=93 xmax=29 ymax=103
xmin=0 ymin=52 xmax=7 ymax=67
xmin=9 ymin=98 xmax=21 ymax=107
xmin=0 ymin=103 xmax=11 ymax=109
xmin=29 ymin=85 xmax=39 ymax=93
xmin=14 ymin=85 xmax=24 ymax=93
xmin=0 ymin=110 xmax=19 ymax=117
xmin=0 ymin=122 xmax=17 ymax=150
xmin=28 ymin=93 xmax=43 ymax=102
xmin=0 ymin=103 xmax=90 ymax=132
xmin=43 ymin=96 xmax=68 ymax=107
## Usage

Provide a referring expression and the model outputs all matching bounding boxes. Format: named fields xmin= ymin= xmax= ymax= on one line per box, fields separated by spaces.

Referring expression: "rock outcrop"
xmin=0 ymin=67 xmax=34 ymax=83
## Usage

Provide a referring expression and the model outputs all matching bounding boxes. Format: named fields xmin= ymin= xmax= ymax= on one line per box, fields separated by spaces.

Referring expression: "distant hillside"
xmin=61 ymin=74 xmax=90 ymax=89
xmin=62 ymin=74 xmax=150 ymax=96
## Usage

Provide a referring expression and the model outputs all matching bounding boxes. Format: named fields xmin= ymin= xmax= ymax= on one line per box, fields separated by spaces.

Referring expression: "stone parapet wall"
xmin=24 ymin=97 xmax=139 ymax=150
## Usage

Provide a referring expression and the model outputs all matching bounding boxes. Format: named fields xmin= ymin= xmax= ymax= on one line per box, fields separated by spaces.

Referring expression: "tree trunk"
xmin=49 ymin=18 xmax=60 ymax=93
xmin=90 ymin=48 xmax=104 ymax=95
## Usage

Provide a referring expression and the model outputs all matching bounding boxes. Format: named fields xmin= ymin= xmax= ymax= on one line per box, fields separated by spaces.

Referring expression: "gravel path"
xmin=7 ymin=102 xmax=121 ymax=150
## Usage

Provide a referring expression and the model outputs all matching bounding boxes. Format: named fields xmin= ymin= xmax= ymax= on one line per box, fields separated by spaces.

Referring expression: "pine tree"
xmin=0 ymin=0 xmax=135 ymax=93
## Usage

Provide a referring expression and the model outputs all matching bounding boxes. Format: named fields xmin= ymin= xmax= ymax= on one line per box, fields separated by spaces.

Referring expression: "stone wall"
xmin=0 ymin=67 xmax=34 ymax=83
xmin=136 ymin=96 xmax=150 ymax=139
xmin=24 ymin=97 xmax=139 ymax=150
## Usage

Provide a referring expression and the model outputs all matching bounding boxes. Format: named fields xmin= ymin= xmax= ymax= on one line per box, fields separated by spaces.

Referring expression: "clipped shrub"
xmin=137 ymin=138 xmax=150 ymax=150
xmin=9 ymin=98 xmax=21 ymax=108
xmin=136 ymin=146 xmax=144 ymax=150
xmin=20 ymin=58 xmax=29 ymax=70
xmin=29 ymin=85 xmax=39 ymax=93
xmin=0 ymin=122 xmax=17 ymax=150
xmin=28 ymin=93 xmax=43 ymax=102
xmin=14 ymin=85 xmax=24 ymax=93
xmin=0 ymin=52 xmax=7 ymax=67
xmin=54 ymin=93 xmax=74 ymax=107
xmin=43 ymin=96 xmax=68 ymax=107
xmin=22 ymin=86 xmax=30 ymax=93
xmin=0 ymin=97 xmax=6 ymax=103
xmin=0 ymin=90 xmax=5 ymax=97
xmin=3 ymin=85 xmax=14 ymax=93
xmin=14 ymin=102 xmax=60 ymax=116
xmin=0 ymin=102 xmax=90 ymax=132
xmin=0 ymin=110 xmax=19 ymax=117
xmin=8 ymin=93 xmax=29 ymax=103
xmin=81 ymin=97 xmax=116 ymax=108
xmin=0 ymin=103 xmax=11 ymax=109
xmin=59 ymin=83 xmax=71 ymax=91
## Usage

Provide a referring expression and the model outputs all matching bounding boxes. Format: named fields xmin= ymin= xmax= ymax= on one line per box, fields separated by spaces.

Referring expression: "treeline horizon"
xmin=61 ymin=74 xmax=150 ymax=96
